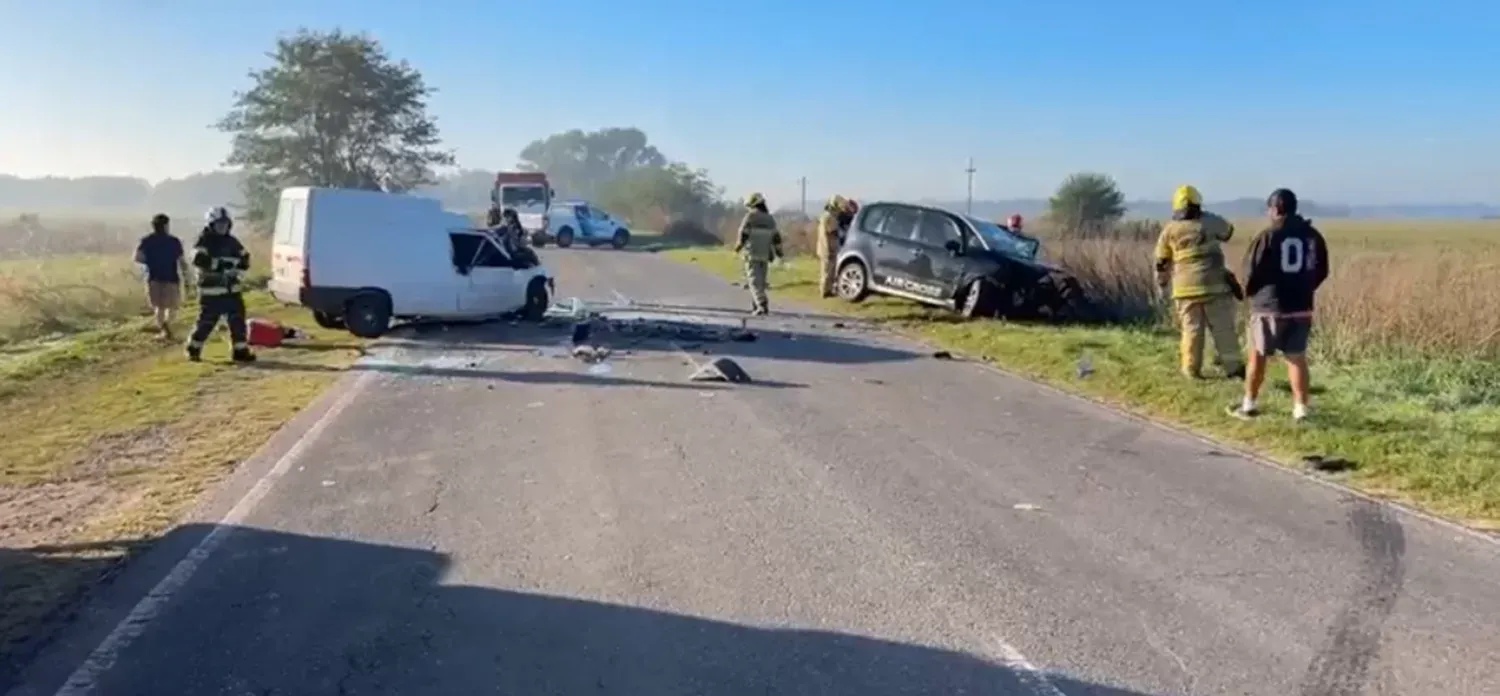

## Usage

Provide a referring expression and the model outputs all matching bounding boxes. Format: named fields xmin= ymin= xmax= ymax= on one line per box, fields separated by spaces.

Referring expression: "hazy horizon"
xmin=3 ymin=0 xmax=1498 ymax=207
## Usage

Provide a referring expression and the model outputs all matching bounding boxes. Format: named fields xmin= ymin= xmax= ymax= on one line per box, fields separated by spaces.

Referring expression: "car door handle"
xmin=909 ymin=248 xmax=923 ymax=256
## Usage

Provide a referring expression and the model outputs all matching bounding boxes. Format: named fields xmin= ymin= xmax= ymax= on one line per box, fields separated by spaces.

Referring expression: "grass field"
xmin=670 ymin=216 xmax=1500 ymax=529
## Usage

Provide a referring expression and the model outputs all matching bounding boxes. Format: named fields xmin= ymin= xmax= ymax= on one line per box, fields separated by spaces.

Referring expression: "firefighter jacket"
xmin=816 ymin=209 xmax=842 ymax=259
xmin=735 ymin=210 xmax=783 ymax=263
xmin=192 ymin=231 xmax=251 ymax=296
xmin=1153 ymin=211 xmax=1235 ymax=299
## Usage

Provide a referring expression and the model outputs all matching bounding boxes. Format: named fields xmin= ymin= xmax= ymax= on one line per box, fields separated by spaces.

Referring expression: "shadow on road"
xmin=2 ymin=525 xmax=1162 ymax=696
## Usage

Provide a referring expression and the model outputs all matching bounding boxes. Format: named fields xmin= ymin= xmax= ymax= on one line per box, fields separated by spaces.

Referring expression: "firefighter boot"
xmin=231 ymin=347 xmax=257 ymax=363
xmin=186 ymin=346 xmax=202 ymax=362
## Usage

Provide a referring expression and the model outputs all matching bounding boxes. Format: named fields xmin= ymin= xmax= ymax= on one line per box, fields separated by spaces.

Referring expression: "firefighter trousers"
xmin=1174 ymin=293 xmax=1242 ymax=377
xmin=817 ymin=253 xmax=836 ymax=296
xmin=744 ymin=260 xmax=770 ymax=313
xmin=188 ymin=293 xmax=249 ymax=352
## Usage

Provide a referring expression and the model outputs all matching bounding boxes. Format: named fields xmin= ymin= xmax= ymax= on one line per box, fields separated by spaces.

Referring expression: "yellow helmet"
xmin=744 ymin=192 xmax=766 ymax=209
xmin=1172 ymin=185 xmax=1203 ymax=210
xmin=825 ymin=194 xmax=846 ymax=212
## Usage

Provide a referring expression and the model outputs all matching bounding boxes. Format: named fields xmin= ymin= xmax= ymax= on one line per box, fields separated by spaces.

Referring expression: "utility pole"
xmin=964 ymin=158 xmax=977 ymax=216
xmin=799 ymin=176 xmax=808 ymax=216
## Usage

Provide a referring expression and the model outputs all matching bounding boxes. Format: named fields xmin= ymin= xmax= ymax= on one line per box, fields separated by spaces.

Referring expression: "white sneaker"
xmin=1226 ymin=403 xmax=1260 ymax=421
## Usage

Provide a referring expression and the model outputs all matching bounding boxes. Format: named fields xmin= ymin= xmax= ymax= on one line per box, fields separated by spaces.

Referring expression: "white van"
xmin=268 ymin=186 xmax=554 ymax=338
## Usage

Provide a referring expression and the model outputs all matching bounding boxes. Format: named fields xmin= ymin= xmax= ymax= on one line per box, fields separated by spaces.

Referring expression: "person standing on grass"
xmin=185 ymin=206 xmax=255 ymax=364
xmin=1229 ymin=188 xmax=1330 ymax=422
xmin=133 ymin=213 xmax=190 ymax=340
xmin=816 ymin=195 xmax=848 ymax=297
xmin=1153 ymin=185 xmax=1244 ymax=380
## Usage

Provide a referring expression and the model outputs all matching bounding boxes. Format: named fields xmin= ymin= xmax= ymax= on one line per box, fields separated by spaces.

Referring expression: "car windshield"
xmin=969 ymin=217 xmax=1040 ymax=260
xmin=500 ymin=185 xmax=548 ymax=209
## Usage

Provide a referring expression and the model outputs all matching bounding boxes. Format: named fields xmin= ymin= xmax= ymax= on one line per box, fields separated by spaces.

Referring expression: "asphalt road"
xmin=8 ymin=247 xmax=1500 ymax=696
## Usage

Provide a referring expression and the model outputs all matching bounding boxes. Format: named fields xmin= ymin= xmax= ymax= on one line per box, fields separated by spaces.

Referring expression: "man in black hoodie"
xmin=1228 ymin=189 xmax=1329 ymax=422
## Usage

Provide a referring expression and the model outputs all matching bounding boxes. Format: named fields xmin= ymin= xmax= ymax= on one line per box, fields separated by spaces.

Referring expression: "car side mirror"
xmin=943 ymin=239 xmax=963 ymax=255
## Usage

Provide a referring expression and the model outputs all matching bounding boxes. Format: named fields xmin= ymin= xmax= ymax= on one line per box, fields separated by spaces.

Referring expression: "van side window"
xmin=449 ymin=232 xmax=484 ymax=275
xmin=273 ymin=198 xmax=300 ymax=244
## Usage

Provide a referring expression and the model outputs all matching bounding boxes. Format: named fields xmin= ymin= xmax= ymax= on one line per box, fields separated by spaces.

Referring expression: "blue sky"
xmin=2 ymin=0 xmax=1497 ymax=205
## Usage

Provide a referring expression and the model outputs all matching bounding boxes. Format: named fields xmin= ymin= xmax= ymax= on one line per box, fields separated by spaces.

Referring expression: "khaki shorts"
xmin=146 ymin=281 xmax=182 ymax=309
xmin=1250 ymin=314 xmax=1312 ymax=356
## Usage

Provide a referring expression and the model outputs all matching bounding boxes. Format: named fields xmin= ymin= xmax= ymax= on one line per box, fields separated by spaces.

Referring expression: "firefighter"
xmin=733 ymin=192 xmax=783 ymax=315
xmin=1006 ymin=214 xmax=1025 ymax=232
xmin=185 ymin=206 xmax=255 ymax=363
xmin=839 ymin=199 xmax=859 ymax=244
xmin=815 ymin=195 xmax=848 ymax=297
xmin=1153 ymin=185 xmax=1243 ymax=379
xmin=500 ymin=207 xmax=541 ymax=268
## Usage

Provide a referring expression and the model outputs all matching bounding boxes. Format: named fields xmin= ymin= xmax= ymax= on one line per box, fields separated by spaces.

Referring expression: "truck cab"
xmin=492 ymin=171 xmax=554 ymax=244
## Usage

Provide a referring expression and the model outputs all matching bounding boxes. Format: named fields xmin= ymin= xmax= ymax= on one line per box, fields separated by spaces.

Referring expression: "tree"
xmin=517 ymin=127 xmax=667 ymax=201
xmin=216 ymin=29 xmax=454 ymax=223
xmin=1048 ymin=172 xmax=1127 ymax=229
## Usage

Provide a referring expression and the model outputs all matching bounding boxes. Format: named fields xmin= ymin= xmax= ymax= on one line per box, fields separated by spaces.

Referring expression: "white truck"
xmin=542 ymin=200 xmax=632 ymax=249
xmin=268 ymin=186 xmax=554 ymax=338
xmin=492 ymin=171 xmax=554 ymax=245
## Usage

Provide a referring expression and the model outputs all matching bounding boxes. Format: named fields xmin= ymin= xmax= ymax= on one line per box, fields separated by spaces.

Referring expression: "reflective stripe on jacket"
xmin=192 ymin=232 xmax=251 ymax=295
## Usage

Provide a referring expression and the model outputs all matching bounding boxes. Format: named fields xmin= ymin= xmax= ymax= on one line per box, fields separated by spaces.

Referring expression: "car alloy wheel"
xmin=836 ymin=263 xmax=866 ymax=300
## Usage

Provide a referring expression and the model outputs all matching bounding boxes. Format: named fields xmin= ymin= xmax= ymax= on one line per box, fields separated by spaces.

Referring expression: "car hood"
xmin=974 ymin=246 xmax=1062 ymax=273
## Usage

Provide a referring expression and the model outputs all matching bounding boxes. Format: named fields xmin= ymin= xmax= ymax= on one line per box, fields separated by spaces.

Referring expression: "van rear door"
xmin=269 ymin=189 xmax=310 ymax=305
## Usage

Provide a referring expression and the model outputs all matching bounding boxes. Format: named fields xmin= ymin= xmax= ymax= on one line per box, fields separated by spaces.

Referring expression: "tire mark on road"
xmin=1298 ymin=500 xmax=1406 ymax=696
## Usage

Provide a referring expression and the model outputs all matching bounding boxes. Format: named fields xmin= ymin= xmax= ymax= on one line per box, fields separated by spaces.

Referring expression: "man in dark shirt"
xmin=133 ymin=213 xmax=190 ymax=339
xmin=1228 ymin=189 xmax=1330 ymax=422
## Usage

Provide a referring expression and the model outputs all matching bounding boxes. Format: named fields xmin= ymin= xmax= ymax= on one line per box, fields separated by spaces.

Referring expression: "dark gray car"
xmin=831 ymin=201 xmax=1087 ymax=320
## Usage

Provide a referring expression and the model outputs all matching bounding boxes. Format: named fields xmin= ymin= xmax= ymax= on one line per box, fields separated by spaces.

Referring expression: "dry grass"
xmin=0 ymin=213 xmax=272 ymax=347
xmin=726 ymin=211 xmax=1500 ymax=363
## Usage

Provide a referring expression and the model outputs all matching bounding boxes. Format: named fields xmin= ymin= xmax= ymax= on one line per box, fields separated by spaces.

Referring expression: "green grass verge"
xmin=0 ymin=290 xmax=366 ymax=664
xmin=666 ymin=247 xmax=1500 ymax=530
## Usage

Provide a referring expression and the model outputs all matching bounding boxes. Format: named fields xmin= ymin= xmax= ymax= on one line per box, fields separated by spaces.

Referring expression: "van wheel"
xmin=312 ymin=310 xmax=345 ymax=330
xmin=556 ymin=227 xmax=575 ymax=248
xmin=344 ymin=292 xmax=392 ymax=338
xmin=611 ymin=228 xmax=630 ymax=249
xmin=521 ymin=278 xmax=550 ymax=321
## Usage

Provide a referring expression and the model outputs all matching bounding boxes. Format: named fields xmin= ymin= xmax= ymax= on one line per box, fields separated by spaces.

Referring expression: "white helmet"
xmin=205 ymin=206 xmax=232 ymax=225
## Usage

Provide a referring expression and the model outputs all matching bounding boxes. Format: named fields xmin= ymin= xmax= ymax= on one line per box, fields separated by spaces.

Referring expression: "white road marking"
xmin=986 ymin=635 xmax=1071 ymax=696
xmin=44 ymin=370 xmax=377 ymax=696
